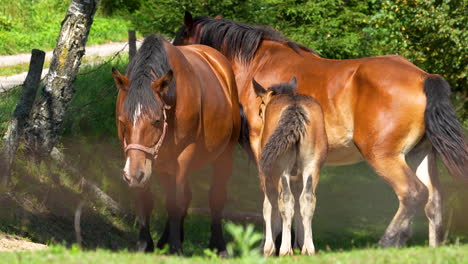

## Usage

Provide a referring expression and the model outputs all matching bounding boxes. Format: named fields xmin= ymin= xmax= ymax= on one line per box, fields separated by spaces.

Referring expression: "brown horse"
xmin=112 ymin=34 xmax=240 ymax=254
xmin=174 ymin=12 xmax=468 ymax=248
xmin=252 ymin=77 xmax=328 ymax=256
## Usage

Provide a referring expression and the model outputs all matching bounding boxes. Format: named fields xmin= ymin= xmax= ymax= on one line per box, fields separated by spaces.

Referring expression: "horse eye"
xmin=152 ymin=119 xmax=161 ymax=126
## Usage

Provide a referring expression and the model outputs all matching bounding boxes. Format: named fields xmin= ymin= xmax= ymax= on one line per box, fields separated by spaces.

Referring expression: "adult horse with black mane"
xmin=112 ymin=34 xmax=240 ymax=254
xmin=173 ymin=12 xmax=468 ymax=248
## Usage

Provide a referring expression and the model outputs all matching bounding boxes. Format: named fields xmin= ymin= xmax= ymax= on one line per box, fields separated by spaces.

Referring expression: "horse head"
xmin=113 ymin=67 xmax=172 ymax=188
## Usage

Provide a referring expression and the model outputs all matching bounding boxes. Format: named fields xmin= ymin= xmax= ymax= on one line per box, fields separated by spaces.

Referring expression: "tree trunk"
xmin=24 ymin=0 xmax=99 ymax=155
xmin=0 ymin=49 xmax=46 ymax=186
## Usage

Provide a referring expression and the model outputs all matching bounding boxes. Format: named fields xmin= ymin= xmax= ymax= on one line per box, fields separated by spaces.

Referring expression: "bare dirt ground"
xmin=0 ymin=233 xmax=48 ymax=251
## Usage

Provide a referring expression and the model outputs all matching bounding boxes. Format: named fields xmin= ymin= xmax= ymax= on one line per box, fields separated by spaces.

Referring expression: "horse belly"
xmin=324 ymin=127 xmax=363 ymax=165
xmin=325 ymin=144 xmax=363 ymax=165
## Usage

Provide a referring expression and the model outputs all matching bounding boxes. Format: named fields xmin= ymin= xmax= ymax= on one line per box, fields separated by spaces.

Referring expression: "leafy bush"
xmin=225 ymin=222 xmax=262 ymax=257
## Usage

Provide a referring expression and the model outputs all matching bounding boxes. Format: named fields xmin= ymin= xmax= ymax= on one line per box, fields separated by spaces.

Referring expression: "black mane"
xmin=124 ymin=34 xmax=175 ymax=122
xmin=176 ymin=16 xmax=317 ymax=64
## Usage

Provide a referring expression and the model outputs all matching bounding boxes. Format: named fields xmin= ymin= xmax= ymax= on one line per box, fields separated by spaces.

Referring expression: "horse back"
xmin=251 ymin=42 xmax=428 ymax=163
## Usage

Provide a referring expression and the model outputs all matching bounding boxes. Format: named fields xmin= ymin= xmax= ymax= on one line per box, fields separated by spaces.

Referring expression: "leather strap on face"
xmin=124 ymin=100 xmax=170 ymax=160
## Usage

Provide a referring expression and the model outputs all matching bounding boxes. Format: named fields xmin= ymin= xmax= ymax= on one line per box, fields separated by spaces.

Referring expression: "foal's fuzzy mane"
xmin=176 ymin=16 xmax=318 ymax=64
xmin=124 ymin=34 xmax=175 ymax=122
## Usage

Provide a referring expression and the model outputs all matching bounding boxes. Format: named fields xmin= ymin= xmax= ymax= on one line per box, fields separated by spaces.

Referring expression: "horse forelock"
xmin=190 ymin=16 xmax=318 ymax=64
xmin=123 ymin=34 xmax=174 ymax=124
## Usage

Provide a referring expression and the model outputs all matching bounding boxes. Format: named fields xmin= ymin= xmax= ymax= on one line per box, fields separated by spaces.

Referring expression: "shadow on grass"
xmin=1 ymin=137 xmax=467 ymax=256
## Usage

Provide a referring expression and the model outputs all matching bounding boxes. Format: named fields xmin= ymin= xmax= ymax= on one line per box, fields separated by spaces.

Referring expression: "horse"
xmin=252 ymin=77 xmax=328 ymax=256
xmin=173 ymin=12 xmax=468 ymax=248
xmin=112 ymin=34 xmax=240 ymax=254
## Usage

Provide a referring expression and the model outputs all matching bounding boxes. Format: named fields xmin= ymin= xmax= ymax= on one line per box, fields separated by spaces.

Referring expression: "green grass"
xmin=0 ymin=0 xmax=133 ymax=55
xmin=0 ymin=245 xmax=466 ymax=264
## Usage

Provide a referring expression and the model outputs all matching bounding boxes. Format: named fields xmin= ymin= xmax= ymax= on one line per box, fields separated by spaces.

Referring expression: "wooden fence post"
xmin=128 ymin=30 xmax=136 ymax=62
xmin=0 ymin=49 xmax=45 ymax=186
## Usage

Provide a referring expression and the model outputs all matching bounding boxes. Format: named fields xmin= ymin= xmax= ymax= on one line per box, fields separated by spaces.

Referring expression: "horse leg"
xmin=135 ymin=187 xmax=154 ymax=252
xmin=292 ymin=175 xmax=304 ymax=250
xmin=278 ymin=172 xmax=295 ymax=256
xmin=157 ymin=172 xmax=191 ymax=249
xmin=407 ymin=140 xmax=443 ymax=247
xmin=167 ymin=167 xmax=190 ymax=254
xmin=263 ymin=175 xmax=281 ymax=256
xmin=208 ymin=147 xmax=234 ymax=255
xmin=363 ymin=153 xmax=428 ymax=247
xmin=299 ymin=162 xmax=320 ymax=255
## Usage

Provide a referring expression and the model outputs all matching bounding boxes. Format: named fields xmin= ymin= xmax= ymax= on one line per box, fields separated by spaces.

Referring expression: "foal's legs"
xmin=298 ymin=162 xmax=320 ymax=255
xmin=135 ymin=187 xmax=155 ymax=252
xmin=407 ymin=140 xmax=443 ymax=247
xmin=209 ymin=146 xmax=235 ymax=255
xmin=263 ymin=175 xmax=281 ymax=256
xmin=278 ymin=171 xmax=295 ymax=256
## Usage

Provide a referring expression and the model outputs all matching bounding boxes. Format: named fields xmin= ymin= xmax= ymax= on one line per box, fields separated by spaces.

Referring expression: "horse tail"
xmin=423 ymin=75 xmax=468 ymax=180
xmin=260 ymin=105 xmax=309 ymax=175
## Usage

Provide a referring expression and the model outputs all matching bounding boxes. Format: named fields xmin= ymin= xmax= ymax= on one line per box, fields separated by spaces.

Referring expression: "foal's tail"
xmin=260 ymin=105 xmax=309 ymax=175
xmin=423 ymin=75 xmax=468 ymax=181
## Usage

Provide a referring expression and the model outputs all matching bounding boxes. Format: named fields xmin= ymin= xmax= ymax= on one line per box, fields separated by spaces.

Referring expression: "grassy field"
xmin=0 ymin=50 xmax=467 ymax=262
xmin=0 ymin=244 xmax=467 ymax=264
xmin=0 ymin=0 xmax=132 ymax=55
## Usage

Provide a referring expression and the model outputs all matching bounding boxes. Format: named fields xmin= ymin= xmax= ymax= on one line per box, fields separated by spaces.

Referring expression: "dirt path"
xmin=0 ymin=233 xmax=48 ymax=252
xmin=0 ymin=41 xmax=141 ymax=93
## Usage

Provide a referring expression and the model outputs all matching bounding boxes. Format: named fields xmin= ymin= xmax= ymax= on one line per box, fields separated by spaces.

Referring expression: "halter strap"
xmin=124 ymin=101 xmax=170 ymax=160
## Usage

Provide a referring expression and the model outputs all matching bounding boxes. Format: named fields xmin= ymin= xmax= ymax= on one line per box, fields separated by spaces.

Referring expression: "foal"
xmin=252 ymin=77 xmax=328 ymax=256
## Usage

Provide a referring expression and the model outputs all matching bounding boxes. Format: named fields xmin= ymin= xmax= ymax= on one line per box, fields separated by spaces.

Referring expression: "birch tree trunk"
xmin=24 ymin=0 xmax=99 ymax=155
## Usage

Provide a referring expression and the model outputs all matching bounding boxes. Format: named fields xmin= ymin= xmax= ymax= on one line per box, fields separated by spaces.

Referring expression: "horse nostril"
xmin=137 ymin=171 xmax=145 ymax=183
xmin=123 ymin=174 xmax=131 ymax=183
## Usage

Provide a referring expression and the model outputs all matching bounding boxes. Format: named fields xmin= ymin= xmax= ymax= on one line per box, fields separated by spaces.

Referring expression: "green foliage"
xmin=99 ymin=0 xmax=142 ymax=16
xmin=265 ymin=0 xmax=377 ymax=59
xmin=0 ymin=87 xmax=22 ymax=135
xmin=364 ymin=0 xmax=467 ymax=118
xmin=225 ymin=222 xmax=262 ymax=257
xmin=131 ymin=0 xmax=275 ymax=36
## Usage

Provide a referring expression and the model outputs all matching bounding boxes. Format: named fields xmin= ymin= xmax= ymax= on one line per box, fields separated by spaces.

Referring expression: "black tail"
xmin=260 ymin=105 xmax=309 ymax=175
xmin=423 ymin=75 xmax=468 ymax=180
xmin=238 ymin=103 xmax=255 ymax=161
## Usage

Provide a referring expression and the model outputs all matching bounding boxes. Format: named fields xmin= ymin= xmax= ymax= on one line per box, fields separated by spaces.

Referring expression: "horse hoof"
xmin=279 ymin=248 xmax=293 ymax=256
xmin=218 ymin=250 xmax=229 ymax=258
xmin=169 ymin=245 xmax=183 ymax=255
xmin=137 ymin=240 xmax=154 ymax=253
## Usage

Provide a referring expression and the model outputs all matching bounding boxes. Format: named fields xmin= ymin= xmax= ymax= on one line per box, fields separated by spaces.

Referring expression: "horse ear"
xmin=184 ymin=11 xmax=194 ymax=30
xmin=252 ymin=78 xmax=267 ymax=98
xmin=112 ymin=67 xmax=129 ymax=91
xmin=152 ymin=70 xmax=173 ymax=95
xmin=290 ymin=76 xmax=297 ymax=86
xmin=214 ymin=14 xmax=223 ymax=20
xmin=289 ymin=76 xmax=298 ymax=93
